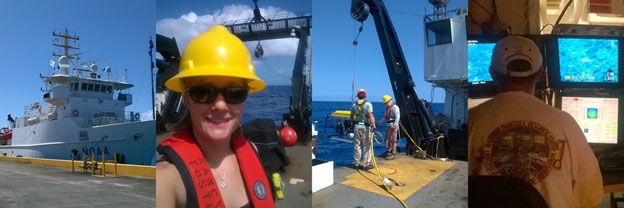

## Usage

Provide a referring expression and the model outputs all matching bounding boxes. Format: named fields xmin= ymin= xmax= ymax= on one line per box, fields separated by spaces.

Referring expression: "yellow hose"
xmin=369 ymin=130 xmax=408 ymax=208
xmin=361 ymin=124 xmax=444 ymax=207
xmin=373 ymin=128 xmax=384 ymax=144
xmin=399 ymin=123 xmax=437 ymax=160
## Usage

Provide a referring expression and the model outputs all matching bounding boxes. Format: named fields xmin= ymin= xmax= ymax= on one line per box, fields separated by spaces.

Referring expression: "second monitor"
xmin=561 ymin=95 xmax=619 ymax=144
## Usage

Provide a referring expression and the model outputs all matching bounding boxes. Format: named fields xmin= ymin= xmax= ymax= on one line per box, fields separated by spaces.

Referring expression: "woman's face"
xmin=184 ymin=76 xmax=245 ymax=142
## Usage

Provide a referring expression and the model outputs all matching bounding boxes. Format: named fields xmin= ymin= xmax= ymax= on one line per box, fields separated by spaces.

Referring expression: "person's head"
xmin=357 ymin=88 xmax=366 ymax=100
xmin=165 ymin=25 xmax=266 ymax=141
xmin=489 ymin=36 xmax=543 ymax=94
xmin=382 ymin=95 xmax=393 ymax=106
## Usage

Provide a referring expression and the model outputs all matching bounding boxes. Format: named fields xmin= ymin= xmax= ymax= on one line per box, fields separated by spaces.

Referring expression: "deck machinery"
xmin=223 ymin=0 xmax=312 ymax=142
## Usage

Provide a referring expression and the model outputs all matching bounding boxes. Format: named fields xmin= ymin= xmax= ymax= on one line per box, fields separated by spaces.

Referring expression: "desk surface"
xmin=603 ymin=169 xmax=624 ymax=193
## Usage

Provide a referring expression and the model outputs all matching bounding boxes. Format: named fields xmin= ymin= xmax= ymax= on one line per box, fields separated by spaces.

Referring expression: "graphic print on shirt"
xmin=475 ymin=120 xmax=566 ymax=185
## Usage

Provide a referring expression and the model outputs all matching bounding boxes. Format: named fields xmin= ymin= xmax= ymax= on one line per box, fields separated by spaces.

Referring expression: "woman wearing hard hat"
xmin=156 ymin=25 xmax=275 ymax=208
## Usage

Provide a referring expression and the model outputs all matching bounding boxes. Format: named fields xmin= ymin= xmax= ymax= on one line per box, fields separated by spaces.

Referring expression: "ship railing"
xmin=89 ymin=116 xmax=125 ymax=126
xmin=51 ymin=67 xmax=126 ymax=84
xmin=23 ymin=103 xmax=41 ymax=115
xmin=221 ymin=12 xmax=311 ymax=25
xmin=424 ymin=8 xmax=468 ymax=22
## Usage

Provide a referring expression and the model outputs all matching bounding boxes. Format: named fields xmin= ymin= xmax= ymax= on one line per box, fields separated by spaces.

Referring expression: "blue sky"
xmin=156 ymin=0 xmax=311 ymax=86
xmin=0 ymin=0 xmax=155 ymax=128
xmin=312 ymin=0 xmax=467 ymax=102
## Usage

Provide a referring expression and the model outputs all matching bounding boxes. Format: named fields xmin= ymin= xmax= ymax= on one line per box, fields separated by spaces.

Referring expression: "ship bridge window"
xmin=107 ymin=86 xmax=112 ymax=93
xmin=73 ymin=83 xmax=79 ymax=91
xmin=426 ymin=19 xmax=452 ymax=46
xmin=88 ymin=83 xmax=94 ymax=91
xmin=100 ymin=85 xmax=106 ymax=93
xmin=94 ymin=84 xmax=100 ymax=92
xmin=81 ymin=83 xmax=87 ymax=91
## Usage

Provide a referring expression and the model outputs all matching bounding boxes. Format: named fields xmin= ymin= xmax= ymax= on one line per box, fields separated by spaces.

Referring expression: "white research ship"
xmin=0 ymin=29 xmax=155 ymax=165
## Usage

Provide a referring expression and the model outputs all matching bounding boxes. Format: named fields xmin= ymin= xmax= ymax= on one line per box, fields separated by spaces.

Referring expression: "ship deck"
xmin=309 ymin=153 xmax=620 ymax=208
xmin=0 ymin=160 xmax=154 ymax=207
xmin=313 ymin=155 xmax=468 ymax=208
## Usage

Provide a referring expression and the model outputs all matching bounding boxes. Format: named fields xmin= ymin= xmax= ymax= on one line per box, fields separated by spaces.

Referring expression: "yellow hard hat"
xmin=165 ymin=25 xmax=266 ymax=93
xmin=382 ymin=95 xmax=392 ymax=103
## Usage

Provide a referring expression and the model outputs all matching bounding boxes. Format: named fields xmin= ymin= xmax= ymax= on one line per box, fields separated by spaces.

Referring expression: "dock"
xmin=0 ymin=160 xmax=154 ymax=207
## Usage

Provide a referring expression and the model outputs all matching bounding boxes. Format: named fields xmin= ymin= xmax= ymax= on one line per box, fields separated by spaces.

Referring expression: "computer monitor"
xmin=559 ymin=38 xmax=618 ymax=83
xmin=468 ymin=41 xmax=496 ymax=83
xmin=546 ymin=36 xmax=623 ymax=88
xmin=561 ymin=96 xmax=619 ymax=144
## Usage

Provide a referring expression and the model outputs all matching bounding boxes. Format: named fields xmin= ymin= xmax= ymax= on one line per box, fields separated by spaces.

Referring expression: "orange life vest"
xmin=385 ymin=103 xmax=396 ymax=121
xmin=157 ymin=129 xmax=275 ymax=208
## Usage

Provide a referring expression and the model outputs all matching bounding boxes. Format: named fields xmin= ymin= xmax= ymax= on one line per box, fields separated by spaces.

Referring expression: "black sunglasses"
xmin=186 ymin=86 xmax=248 ymax=104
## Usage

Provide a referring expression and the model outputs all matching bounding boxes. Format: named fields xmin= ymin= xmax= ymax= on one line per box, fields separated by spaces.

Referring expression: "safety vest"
xmin=384 ymin=103 xmax=396 ymax=123
xmin=355 ymin=100 xmax=370 ymax=125
xmin=157 ymin=129 xmax=275 ymax=208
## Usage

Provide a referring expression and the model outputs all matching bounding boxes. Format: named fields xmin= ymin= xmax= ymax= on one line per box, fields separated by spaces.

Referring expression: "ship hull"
xmin=0 ymin=119 xmax=155 ymax=165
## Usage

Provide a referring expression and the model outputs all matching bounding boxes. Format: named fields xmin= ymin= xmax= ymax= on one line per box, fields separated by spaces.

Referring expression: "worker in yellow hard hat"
xmin=156 ymin=25 xmax=275 ymax=208
xmin=350 ymin=88 xmax=376 ymax=170
xmin=376 ymin=95 xmax=400 ymax=160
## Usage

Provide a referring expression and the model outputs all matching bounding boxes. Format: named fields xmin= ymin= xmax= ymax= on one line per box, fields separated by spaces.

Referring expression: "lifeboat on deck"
xmin=0 ymin=127 xmax=12 ymax=145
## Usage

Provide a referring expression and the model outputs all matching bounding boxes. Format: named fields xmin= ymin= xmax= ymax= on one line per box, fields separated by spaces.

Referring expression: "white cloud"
xmin=140 ymin=110 xmax=154 ymax=121
xmin=252 ymin=60 xmax=263 ymax=66
xmin=276 ymin=69 xmax=290 ymax=78
xmin=156 ymin=4 xmax=298 ymax=58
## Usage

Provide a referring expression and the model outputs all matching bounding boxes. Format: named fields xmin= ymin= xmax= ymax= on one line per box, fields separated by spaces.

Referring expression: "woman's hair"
xmin=165 ymin=77 xmax=209 ymax=132
xmin=165 ymin=107 xmax=191 ymax=132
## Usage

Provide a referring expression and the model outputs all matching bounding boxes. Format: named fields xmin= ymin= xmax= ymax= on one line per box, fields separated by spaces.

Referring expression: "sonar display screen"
xmin=558 ymin=38 xmax=619 ymax=83
xmin=468 ymin=42 xmax=496 ymax=82
xmin=561 ymin=96 xmax=618 ymax=144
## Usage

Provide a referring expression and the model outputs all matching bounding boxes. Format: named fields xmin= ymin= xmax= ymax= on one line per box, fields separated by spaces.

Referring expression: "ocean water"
xmin=242 ymin=88 xmax=446 ymax=168
xmin=242 ymin=85 xmax=291 ymax=125
xmin=559 ymin=38 xmax=618 ymax=83
xmin=313 ymin=101 xmax=444 ymax=167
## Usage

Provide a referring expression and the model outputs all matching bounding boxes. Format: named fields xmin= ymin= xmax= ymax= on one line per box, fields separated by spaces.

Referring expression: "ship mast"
xmin=52 ymin=28 xmax=80 ymax=59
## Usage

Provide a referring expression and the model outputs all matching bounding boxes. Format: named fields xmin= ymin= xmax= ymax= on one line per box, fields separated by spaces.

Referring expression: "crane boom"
xmin=351 ymin=0 xmax=435 ymax=154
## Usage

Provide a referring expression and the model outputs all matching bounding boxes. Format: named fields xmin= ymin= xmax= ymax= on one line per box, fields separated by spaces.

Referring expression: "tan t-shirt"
xmin=469 ymin=91 xmax=603 ymax=208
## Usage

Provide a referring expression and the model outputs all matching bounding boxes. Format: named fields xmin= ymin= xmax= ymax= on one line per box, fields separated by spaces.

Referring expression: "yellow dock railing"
xmin=72 ymin=152 xmax=118 ymax=177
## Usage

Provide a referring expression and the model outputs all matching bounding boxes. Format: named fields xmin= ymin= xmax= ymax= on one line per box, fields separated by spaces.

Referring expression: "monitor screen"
xmin=558 ymin=38 xmax=619 ymax=83
xmin=468 ymin=42 xmax=496 ymax=83
xmin=561 ymin=96 xmax=618 ymax=144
